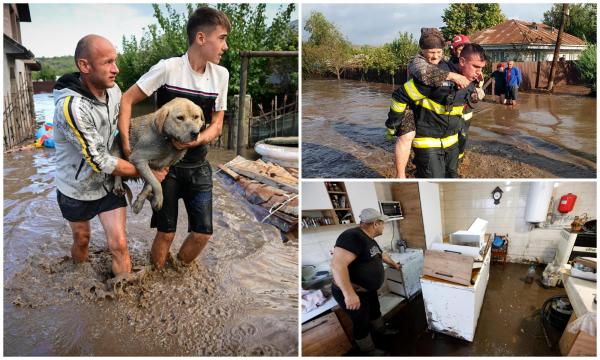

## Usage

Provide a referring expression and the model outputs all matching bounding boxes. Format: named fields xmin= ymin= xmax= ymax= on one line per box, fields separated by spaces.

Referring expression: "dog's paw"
xmin=151 ymin=194 xmax=163 ymax=212
xmin=132 ymin=197 xmax=145 ymax=214
xmin=113 ymin=184 xmax=125 ymax=196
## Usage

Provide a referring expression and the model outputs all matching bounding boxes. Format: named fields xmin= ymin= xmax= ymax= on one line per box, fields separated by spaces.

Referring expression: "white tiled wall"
xmin=440 ymin=181 xmax=596 ymax=264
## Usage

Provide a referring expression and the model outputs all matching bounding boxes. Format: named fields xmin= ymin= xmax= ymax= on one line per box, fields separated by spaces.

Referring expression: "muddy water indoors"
xmin=4 ymin=147 xmax=297 ymax=355
xmin=302 ymin=79 xmax=596 ymax=178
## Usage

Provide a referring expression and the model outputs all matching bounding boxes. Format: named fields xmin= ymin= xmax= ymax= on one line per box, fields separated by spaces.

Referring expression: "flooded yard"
xmin=302 ymin=79 xmax=596 ymax=178
xmin=3 ymin=94 xmax=298 ymax=356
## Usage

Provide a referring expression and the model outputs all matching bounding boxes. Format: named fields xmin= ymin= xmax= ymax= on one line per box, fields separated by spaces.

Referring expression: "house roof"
xmin=3 ymin=34 xmax=35 ymax=59
xmin=471 ymin=19 xmax=587 ymax=47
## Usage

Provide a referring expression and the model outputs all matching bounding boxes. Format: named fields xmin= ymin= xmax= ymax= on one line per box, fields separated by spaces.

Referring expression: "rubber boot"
xmin=355 ymin=334 xmax=387 ymax=356
xmin=371 ymin=316 xmax=400 ymax=336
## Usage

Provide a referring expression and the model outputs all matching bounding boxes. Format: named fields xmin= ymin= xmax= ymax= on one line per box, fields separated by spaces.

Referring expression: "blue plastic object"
xmin=492 ymin=235 xmax=505 ymax=248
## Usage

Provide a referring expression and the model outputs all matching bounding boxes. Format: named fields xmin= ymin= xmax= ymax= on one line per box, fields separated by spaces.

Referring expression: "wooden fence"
xmin=491 ymin=60 xmax=582 ymax=91
xmin=4 ymin=76 xmax=36 ymax=149
xmin=248 ymin=94 xmax=298 ymax=146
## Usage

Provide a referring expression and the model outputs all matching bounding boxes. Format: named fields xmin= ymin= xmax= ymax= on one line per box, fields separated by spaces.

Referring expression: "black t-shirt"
xmin=335 ymin=227 xmax=385 ymax=291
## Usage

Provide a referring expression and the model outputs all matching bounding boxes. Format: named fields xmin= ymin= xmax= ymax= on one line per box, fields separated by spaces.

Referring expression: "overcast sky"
xmin=20 ymin=3 xmax=297 ymax=57
xmin=301 ymin=3 xmax=558 ymax=46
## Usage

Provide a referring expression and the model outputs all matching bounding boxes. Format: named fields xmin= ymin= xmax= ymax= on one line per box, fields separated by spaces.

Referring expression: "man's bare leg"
xmin=177 ymin=232 xmax=211 ymax=264
xmin=69 ymin=220 xmax=91 ymax=263
xmin=151 ymin=231 xmax=176 ymax=269
xmin=98 ymin=207 xmax=131 ymax=276
xmin=395 ymin=131 xmax=415 ymax=178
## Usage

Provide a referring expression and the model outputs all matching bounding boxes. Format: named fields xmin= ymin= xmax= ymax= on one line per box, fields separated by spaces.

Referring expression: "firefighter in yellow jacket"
xmin=386 ymin=43 xmax=487 ymax=178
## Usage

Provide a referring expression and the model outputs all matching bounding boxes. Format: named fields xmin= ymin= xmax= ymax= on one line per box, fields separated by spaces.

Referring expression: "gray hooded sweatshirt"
xmin=53 ymin=73 xmax=121 ymax=201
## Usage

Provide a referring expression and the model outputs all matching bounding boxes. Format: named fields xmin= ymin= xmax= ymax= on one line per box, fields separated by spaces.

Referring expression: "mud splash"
xmin=302 ymin=79 xmax=596 ymax=178
xmin=3 ymin=148 xmax=298 ymax=356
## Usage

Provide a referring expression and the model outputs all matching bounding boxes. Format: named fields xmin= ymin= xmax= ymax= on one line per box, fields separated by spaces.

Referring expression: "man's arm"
xmin=118 ymin=85 xmax=149 ymax=158
xmin=330 ymin=247 xmax=361 ymax=310
xmin=409 ymin=55 xmax=470 ymax=89
xmin=382 ymin=253 xmax=401 ymax=270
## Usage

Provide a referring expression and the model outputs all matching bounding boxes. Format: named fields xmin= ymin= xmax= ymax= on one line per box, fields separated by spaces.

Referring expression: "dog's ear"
xmin=154 ymin=105 xmax=170 ymax=133
xmin=200 ymin=108 xmax=206 ymax=126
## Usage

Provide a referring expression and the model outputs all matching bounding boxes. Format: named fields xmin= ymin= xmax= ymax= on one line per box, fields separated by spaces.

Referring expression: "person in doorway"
xmin=505 ymin=60 xmax=522 ymax=106
xmin=53 ymin=35 xmax=167 ymax=281
xmin=491 ymin=63 xmax=507 ymax=104
xmin=391 ymin=28 xmax=471 ymax=178
xmin=330 ymin=208 xmax=401 ymax=356
xmin=118 ymin=7 xmax=230 ymax=270
xmin=386 ymin=44 xmax=486 ymax=178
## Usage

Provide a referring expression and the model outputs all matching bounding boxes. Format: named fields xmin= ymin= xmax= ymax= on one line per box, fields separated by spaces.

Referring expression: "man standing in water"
xmin=386 ymin=44 xmax=486 ymax=178
xmin=331 ymin=208 xmax=401 ymax=356
xmin=53 ymin=35 xmax=167 ymax=279
xmin=505 ymin=60 xmax=522 ymax=106
xmin=118 ymin=7 xmax=230 ymax=269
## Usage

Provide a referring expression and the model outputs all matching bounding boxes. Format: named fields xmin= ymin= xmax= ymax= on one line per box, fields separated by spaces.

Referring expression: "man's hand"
xmin=391 ymin=262 xmax=401 ymax=270
xmin=345 ymin=292 xmax=361 ymax=310
xmin=448 ymin=72 xmax=470 ymax=89
xmin=385 ymin=127 xmax=396 ymax=141
xmin=171 ymin=133 xmax=202 ymax=150
xmin=151 ymin=167 xmax=169 ymax=182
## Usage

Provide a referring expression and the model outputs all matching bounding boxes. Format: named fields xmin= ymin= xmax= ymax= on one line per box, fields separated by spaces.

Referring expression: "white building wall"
xmin=440 ymin=182 xmax=596 ymax=264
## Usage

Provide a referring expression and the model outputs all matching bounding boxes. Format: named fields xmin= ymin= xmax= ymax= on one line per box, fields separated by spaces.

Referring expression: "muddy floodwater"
xmin=3 ymin=95 xmax=298 ymax=356
xmin=302 ymin=79 xmax=596 ymax=178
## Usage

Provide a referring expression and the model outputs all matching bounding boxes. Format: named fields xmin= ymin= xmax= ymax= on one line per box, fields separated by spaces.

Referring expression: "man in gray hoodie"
xmin=53 ymin=34 xmax=166 ymax=279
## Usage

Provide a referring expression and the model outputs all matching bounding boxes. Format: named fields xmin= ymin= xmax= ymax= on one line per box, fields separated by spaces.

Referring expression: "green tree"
xmin=441 ymin=3 xmax=506 ymax=39
xmin=388 ymin=32 xmax=420 ymax=67
xmin=303 ymin=11 xmax=351 ymax=79
xmin=118 ymin=3 xmax=297 ymax=103
xmin=543 ymin=3 xmax=596 ymax=44
xmin=372 ymin=45 xmax=399 ymax=86
xmin=34 ymin=64 xmax=57 ymax=81
xmin=575 ymin=44 xmax=596 ymax=93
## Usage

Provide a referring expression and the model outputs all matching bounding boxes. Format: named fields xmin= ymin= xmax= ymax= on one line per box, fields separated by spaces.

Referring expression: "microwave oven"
xmin=379 ymin=201 xmax=403 ymax=220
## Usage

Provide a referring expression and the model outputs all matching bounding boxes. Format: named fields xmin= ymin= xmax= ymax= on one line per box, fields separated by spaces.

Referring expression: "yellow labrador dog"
xmin=113 ymin=98 xmax=204 ymax=214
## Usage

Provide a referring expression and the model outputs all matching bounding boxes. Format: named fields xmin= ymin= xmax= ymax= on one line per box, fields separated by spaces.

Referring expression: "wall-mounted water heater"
xmin=525 ymin=182 xmax=554 ymax=223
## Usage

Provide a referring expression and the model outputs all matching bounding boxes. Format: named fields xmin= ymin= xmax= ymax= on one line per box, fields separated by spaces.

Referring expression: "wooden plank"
xmin=302 ymin=311 xmax=352 ymax=356
xmin=392 ymin=183 xmax=426 ymax=249
xmin=227 ymin=156 xmax=298 ymax=193
xmin=217 ymin=163 xmax=240 ymax=180
xmin=423 ymin=250 xmax=475 ymax=286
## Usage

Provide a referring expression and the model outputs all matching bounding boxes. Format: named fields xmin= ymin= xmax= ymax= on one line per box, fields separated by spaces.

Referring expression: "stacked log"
xmin=218 ymin=156 xmax=298 ymax=240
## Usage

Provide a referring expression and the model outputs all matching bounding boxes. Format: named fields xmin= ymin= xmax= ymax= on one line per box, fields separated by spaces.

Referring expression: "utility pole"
xmin=547 ymin=3 xmax=569 ymax=92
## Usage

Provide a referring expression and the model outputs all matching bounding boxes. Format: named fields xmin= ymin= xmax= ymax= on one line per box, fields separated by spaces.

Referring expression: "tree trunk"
xmin=547 ymin=3 xmax=569 ymax=92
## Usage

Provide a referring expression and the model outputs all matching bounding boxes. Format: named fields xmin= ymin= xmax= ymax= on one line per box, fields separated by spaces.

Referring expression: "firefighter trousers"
xmin=459 ymin=120 xmax=471 ymax=158
xmin=413 ymin=143 xmax=460 ymax=178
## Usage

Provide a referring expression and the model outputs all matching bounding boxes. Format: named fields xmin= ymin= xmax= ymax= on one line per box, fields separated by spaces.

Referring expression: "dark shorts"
xmin=506 ymin=85 xmax=519 ymax=100
xmin=57 ymin=190 xmax=126 ymax=222
xmin=396 ymin=108 xmax=416 ymax=136
xmin=494 ymin=86 xmax=505 ymax=95
xmin=150 ymin=161 xmax=213 ymax=234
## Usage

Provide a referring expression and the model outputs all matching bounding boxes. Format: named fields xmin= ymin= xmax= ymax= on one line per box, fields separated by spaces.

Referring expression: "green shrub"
xmin=575 ymin=44 xmax=596 ymax=93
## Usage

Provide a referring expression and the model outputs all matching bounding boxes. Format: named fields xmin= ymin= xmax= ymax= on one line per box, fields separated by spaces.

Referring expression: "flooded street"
xmin=302 ymin=79 xmax=596 ymax=178
xmin=3 ymin=95 xmax=298 ymax=356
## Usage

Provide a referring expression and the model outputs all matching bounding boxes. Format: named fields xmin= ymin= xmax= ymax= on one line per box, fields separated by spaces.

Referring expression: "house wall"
xmin=440 ymin=182 xmax=596 ymax=264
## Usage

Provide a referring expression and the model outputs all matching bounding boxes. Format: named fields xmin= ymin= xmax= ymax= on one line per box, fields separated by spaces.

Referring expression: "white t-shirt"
xmin=136 ymin=52 xmax=229 ymax=112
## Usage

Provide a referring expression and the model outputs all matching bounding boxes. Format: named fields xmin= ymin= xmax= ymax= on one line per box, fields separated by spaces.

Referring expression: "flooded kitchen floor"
xmin=302 ymin=79 xmax=596 ymax=178
xmin=3 ymin=147 xmax=298 ymax=356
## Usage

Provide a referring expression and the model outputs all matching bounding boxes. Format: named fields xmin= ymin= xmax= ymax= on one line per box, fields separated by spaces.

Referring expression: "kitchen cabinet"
xmin=420 ymin=241 xmax=492 ymax=342
xmin=302 ymin=311 xmax=352 ymax=356
xmin=345 ymin=181 xmax=379 ymax=222
xmin=386 ymin=249 xmax=424 ymax=298
xmin=302 ymin=182 xmax=333 ymax=210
